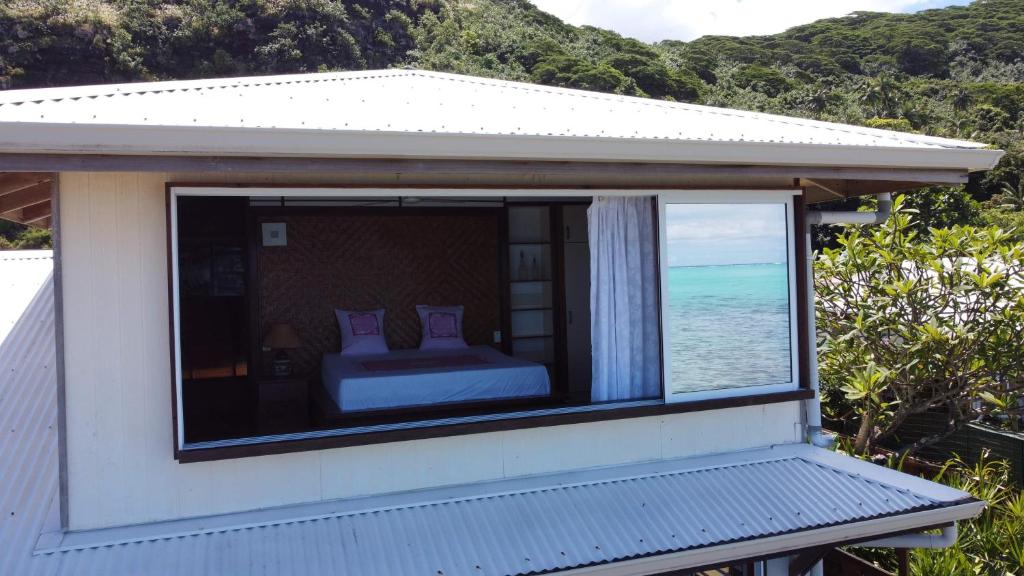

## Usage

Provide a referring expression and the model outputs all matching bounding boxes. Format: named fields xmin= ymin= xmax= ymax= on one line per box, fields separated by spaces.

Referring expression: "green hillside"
xmin=1 ymin=0 xmax=1022 ymax=247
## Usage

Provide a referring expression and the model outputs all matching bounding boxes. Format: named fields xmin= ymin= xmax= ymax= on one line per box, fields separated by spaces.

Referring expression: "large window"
xmin=659 ymin=192 xmax=801 ymax=402
xmin=168 ymin=188 xmax=803 ymax=459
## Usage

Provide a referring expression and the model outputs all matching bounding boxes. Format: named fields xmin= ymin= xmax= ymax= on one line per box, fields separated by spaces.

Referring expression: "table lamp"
xmin=263 ymin=323 xmax=301 ymax=377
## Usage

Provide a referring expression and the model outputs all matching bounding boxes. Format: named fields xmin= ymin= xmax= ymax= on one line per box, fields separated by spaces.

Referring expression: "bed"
xmin=321 ymin=346 xmax=551 ymax=412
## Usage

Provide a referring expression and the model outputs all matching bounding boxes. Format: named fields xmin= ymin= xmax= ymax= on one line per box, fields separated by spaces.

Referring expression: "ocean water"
xmin=667 ymin=263 xmax=792 ymax=394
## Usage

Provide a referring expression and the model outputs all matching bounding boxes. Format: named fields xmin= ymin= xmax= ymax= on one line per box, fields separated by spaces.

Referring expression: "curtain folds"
xmin=587 ymin=196 xmax=661 ymax=402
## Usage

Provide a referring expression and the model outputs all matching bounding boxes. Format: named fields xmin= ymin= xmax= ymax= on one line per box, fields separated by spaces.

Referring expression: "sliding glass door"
xmin=658 ymin=191 xmax=801 ymax=403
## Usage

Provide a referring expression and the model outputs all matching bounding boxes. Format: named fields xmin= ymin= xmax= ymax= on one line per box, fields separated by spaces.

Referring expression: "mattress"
xmin=321 ymin=346 xmax=551 ymax=412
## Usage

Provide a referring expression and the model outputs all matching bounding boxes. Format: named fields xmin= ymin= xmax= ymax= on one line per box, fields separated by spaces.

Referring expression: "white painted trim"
xmin=168 ymin=193 xmax=184 ymax=450
xmin=0 ymin=122 xmax=1004 ymax=172
xmin=658 ymin=191 xmax=801 ymax=404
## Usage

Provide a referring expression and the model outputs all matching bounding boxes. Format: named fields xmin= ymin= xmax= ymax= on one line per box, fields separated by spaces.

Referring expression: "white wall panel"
xmin=502 ymin=417 xmax=663 ymax=478
xmin=60 ymin=172 xmax=804 ymax=530
xmin=661 ymin=403 xmax=802 ymax=460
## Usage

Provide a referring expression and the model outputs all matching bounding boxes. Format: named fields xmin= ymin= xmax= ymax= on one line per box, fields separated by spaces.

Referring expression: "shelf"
xmin=508 ymin=241 xmax=552 ymax=246
xmin=510 ymin=305 xmax=553 ymax=312
xmin=512 ymin=333 xmax=554 ymax=340
xmin=509 ymin=279 xmax=551 ymax=284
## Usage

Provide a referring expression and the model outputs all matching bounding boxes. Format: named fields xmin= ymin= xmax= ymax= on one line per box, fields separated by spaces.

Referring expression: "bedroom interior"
xmin=176 ymin=193 xmax=660 ymax=444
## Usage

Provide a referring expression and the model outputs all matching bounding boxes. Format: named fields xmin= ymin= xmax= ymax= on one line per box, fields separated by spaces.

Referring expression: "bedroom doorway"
xmin=170 ymin=190 xmax=663 ymax=450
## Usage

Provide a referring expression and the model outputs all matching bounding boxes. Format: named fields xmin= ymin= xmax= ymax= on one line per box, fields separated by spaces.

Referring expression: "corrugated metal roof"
xmin=10 ymin=443 xmax=978 ymax=575
xmin=0 ymin=251 xmax=60 ymax=576
xmin=0 ymin=70 xmax=980 ymax=150
xmin=0 ymin=70 xmax=1003 ymax=171
xmin=0 ymin=250 xmax=54 ymax=342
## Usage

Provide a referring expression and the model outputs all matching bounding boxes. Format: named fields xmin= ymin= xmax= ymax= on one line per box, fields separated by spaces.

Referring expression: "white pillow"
xmin=335 ymin=308 xmax=389 ymax=356
xmin=415 ymin=305 xmax=469 ymax=350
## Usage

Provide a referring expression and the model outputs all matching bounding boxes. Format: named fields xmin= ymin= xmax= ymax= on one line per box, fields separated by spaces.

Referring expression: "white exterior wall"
xmin=59 ymin=172 xmax=803 ymax=531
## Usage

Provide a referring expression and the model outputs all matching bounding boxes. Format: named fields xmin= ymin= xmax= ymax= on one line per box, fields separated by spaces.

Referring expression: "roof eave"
xmin=0 ymin=122 xmax=1004 ymax=173
xmin=561 ymin=499 xmax=985 ymax=576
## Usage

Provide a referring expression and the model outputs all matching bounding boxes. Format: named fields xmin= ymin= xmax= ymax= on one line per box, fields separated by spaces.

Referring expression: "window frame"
xmin=168 ymin=185 xmax=809 ymax=461
xmin=658 ymin=190 xmax=803 ymax=404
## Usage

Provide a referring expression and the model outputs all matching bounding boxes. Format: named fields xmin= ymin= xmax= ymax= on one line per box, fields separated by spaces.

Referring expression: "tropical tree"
xmin=859 ymin=73 xmax=901 ymax=118
xmin=816 ymin=197 xmax=1024 ymax=455
xmin=992 ymin=181 xmax=1024 ymax=212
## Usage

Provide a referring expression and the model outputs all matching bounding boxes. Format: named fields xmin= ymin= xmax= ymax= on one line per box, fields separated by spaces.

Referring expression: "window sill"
xmin=176 ymin=388 xmax=813 ymax=463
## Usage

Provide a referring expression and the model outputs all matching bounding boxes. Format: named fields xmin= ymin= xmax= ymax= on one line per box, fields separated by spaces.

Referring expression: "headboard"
xmin=256 ymin=209 xmax=503 ymax=377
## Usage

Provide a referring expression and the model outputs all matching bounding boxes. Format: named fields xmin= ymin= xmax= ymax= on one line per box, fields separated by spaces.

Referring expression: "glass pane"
xmin=665 ymin=203 xmax=793 ymax=394
xmin=511 ymin=309 xmax=554 ymax=338
xmin=508 ymin=206 xmax=551 ymax=243
xmin=508 ymin=244 xmax=552 ymax=282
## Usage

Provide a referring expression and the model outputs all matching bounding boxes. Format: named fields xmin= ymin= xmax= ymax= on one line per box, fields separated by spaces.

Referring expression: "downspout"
xmin=803 ymin=193 xmax=892 ymax=449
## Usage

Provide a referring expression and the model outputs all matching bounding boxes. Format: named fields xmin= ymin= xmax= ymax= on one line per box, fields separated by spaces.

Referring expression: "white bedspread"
xmin=321 ymin=346 xmax=551 ymax=412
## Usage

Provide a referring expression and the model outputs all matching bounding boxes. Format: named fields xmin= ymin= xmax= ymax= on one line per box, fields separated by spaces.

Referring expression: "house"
xmin=0 ymin=70 xmax=1005 ymax=575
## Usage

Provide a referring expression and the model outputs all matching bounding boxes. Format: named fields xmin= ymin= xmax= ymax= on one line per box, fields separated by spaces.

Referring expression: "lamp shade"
xmin=263 ymin=323 xmax=301 ymax=349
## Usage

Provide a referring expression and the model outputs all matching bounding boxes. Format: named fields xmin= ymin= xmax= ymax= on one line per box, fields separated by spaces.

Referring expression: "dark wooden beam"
xmin=19 ymin=200 xmax=51 ymax=224
xmin=790 ymin=547 xmax=832 ymax=576
xmin=0 ymin=154 xmax=969 ymax=184
xmin=0 ymin=172 xmax=51 ymax=196
xmin=0 ymin=181 xmax=51 ymax=213
xmin=803 ymin=178 xmax=933 ymax=198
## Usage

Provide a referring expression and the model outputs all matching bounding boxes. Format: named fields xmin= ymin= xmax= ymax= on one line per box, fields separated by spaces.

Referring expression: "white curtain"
xmin=588 ymin=196 xmax=661 ymax=402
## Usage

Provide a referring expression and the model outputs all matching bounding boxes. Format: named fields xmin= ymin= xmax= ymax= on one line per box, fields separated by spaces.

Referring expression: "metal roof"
xmin=0 ymin=250 xmax=53 ymax=341
xmin=0 ymin=70 xmax=1003 ymax=171
xmin=9 ymin=440 xmax=980 ymax=575
xmin=0 ymin=251 xmax=61 ymax=576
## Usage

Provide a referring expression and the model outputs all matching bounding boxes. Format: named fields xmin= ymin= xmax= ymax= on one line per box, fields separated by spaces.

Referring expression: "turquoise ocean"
xmin=667 ymin=263 xmax=792 ymax=393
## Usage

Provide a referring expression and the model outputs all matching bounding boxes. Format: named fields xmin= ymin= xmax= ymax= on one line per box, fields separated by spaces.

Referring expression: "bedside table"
xmin=256 ymin=377 xmax=309 ymax=434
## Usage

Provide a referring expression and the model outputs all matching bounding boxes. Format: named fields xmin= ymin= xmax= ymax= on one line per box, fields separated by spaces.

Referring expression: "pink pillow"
xmin=415 ymin=305 xmax=468 ymax=350
xmin=335 ymin=308 xmax=389 ymax=356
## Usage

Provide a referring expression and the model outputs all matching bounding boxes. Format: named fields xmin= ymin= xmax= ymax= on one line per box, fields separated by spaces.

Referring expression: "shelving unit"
xmin=506 ymin=206 xmax=556 ymax=371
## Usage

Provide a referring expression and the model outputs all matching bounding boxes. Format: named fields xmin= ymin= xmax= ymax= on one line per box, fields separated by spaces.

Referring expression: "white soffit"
xmin=0 ymin=70 xmax=1004 ymax=172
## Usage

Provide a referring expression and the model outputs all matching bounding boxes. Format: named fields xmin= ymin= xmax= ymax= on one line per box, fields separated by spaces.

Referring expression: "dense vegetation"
xmin=0 ymin=220 xmax=50 ymax=248
xmin=845 ymin=449 xmax=1024 ymax=575
xmin=1 ymin=0 xmax=1021 ymax=245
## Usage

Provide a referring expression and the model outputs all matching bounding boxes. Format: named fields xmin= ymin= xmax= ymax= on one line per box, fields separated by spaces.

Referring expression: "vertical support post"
xmin=51 ymin=174 xmax=69 ymax=530
xmin=897 ymin=549 xmax=910 ymax=576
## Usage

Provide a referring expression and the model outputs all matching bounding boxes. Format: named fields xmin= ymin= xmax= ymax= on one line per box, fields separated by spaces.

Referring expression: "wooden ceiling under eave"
xmin=0 ymin=173 xmax=55 ymax=229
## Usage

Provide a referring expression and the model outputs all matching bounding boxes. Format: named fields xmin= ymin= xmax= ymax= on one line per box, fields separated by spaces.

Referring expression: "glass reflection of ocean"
xmin=668 ymin=263 xmax=792 ymax=393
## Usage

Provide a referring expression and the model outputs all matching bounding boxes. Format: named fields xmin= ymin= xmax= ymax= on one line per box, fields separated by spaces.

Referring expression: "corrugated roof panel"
xmin=11 ymin=450 xmax=974 ymax=576
xmin=0 ymin=250 xmax=53 ymax=342
xmin=0 ymin=251 xmax=58 ymax=576
xmin=0 ymin=69 xmax=989 ymax=151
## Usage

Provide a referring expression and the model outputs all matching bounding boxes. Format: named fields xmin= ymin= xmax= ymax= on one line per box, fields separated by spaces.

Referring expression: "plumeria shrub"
xmin=816 ymin=197 xmax=1024 ymax=454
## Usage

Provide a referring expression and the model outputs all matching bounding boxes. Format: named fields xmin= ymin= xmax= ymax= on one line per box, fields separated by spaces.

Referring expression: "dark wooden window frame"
xmin=167 ymin=184 xmax=811 ymax=463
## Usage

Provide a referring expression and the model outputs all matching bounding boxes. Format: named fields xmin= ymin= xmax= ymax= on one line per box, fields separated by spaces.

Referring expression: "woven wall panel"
xmin=258 ymin=211 xmax=502 ymax=376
